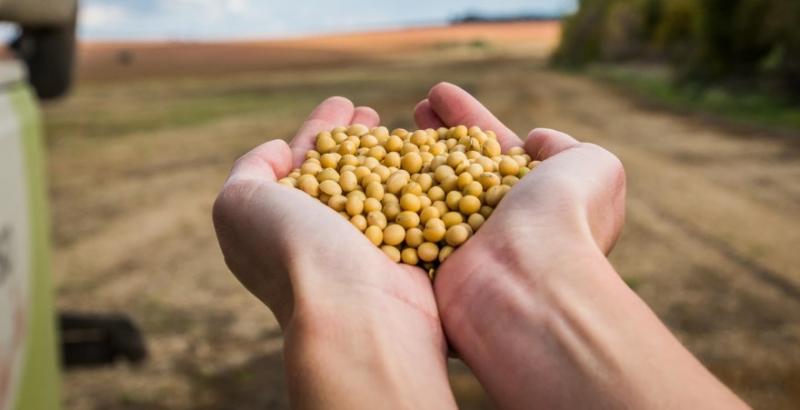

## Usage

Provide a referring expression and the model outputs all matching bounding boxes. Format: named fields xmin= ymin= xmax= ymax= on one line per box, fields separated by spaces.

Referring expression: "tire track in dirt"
xmin=646 ymin=201 xmax=800 ymax=301
xmin=516 ymin=70 xmax=800 ymax=290
xmin=616 ymin=142 xmax=800 ymax=296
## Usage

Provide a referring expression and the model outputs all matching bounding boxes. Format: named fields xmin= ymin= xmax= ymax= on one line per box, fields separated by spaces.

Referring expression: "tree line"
xmin=553 ymin=0 xmax=800 ymax=97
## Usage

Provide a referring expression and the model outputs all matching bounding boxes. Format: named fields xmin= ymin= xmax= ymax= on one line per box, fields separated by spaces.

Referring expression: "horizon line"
xmin=76 ymin=12 xmax=568 ymax=43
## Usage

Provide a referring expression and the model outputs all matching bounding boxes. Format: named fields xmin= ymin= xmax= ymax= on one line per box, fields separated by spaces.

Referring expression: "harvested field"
xmin=43 ymin=21 xmax=800 ymax=409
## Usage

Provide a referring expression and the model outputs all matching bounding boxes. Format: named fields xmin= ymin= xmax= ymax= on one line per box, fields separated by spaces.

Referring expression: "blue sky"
xmin=76 ymin=0 xmax=576 ymax=41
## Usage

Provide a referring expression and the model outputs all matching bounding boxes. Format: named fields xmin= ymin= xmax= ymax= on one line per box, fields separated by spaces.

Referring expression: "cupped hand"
xmin=414 ymin=82 xmax=627 ymax=408
xmin=214 ymin=97 xmax=438 ymax=329
xmin=414 ymin=82 xmax=625 ymax=264
xmin=415 ymin=82 xmax=746 ymax=410
xmin=213 ymin=97 xmax=456 ymax=408
xmin=414 ymin=83 xmax=626 ymax=308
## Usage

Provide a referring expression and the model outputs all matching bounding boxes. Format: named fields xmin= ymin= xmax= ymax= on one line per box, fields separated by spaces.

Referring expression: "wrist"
xmin=436 ymin=221 xmax=607 ymax=327
xmin=438 ymin=227 xmax=745 ymax=409
xmin=437 ymin=232 xmax=628 ymax=408
xmin=283 ymin=293 xmax=456 ymax=409
xmin=285 ymin=287 xmax=446 ymax=354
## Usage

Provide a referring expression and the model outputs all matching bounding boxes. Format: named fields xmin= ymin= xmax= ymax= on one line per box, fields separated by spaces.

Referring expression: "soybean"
xmin=285 ymin=124 xmax=537 ymax=274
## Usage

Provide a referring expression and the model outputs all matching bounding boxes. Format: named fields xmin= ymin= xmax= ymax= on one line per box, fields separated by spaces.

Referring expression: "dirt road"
xmin=45 ymin=30 xmax=799 ymax=409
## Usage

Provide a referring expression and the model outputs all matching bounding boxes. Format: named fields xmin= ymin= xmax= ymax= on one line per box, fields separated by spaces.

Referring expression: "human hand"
xmin=413 ymin=83 xmax=626 ymax=321
xmin=414 ymin=83 xmax=743 ymax=409
xmin=213 ymin=97 xmax=456 ymax=409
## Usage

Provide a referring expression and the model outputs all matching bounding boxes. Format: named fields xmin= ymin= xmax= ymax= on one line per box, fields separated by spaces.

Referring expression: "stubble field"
xmin=43 ymin=21 xmax=800 ymax=409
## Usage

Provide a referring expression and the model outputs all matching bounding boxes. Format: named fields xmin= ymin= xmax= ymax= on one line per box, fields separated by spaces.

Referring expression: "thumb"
xmin=225 ymin=139 xmax=293 ymax=187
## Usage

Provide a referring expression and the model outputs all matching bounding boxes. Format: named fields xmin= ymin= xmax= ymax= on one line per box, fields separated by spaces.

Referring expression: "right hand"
xmin=414 ymin=83 xmax=744 ymax=410
xmin=413 ymin=83 xmax=626 ymax=330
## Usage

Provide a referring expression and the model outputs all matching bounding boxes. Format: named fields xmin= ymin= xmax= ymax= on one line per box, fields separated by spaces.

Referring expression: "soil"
xmin=44 ymin=21 xmax=799 ymax=409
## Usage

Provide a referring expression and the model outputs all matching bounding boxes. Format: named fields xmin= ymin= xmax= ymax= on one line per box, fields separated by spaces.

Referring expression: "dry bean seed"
xmin=418 ymin=195 xmax=432 ymax=209
xmin=420 ymin=206 xmax=440 ymax=224
xmin=485 ymin=185 xmax=507 ymax=207
xmin=405 ymin=228 xmax=424 ymax=248
xmin=468 ymin=213 xmax=485 ymax=231
xmin=365 ymin=181 xmax=385 ymax=200
xmin=445 ymin=224 xmax=470 ymax=246
xmin=382 ymin=245 xmax=401 ymax=262
xmin=423 ymin=219 xmax=446 ymax=242
xmin=348 ymin=124 xmax=369 ymax=136
xmin=339 ymin=171 xmax=357 ymax=192
xmin=361 ymin=134 xmax=378 ymax=148
xmin=432 ymin=200 xmax=449 ymax=216
xmin=458 ymin=195 xmax=481 ymax=215
xmin=316 ymin=132 xmax=336 ymax=153
xmin=396 ymin=211 xmax=420 ymax=229
xmin=457 ymin=172 xmax=473 ymax=189
xmin=418 ymin=242 xmax=439 ymax=262
xmin=346 ymin=196 xmax=364 ymax=216
xmin=442 ymin=212 xmax=463 ymax=228
xmin=401 ymin=182 xmax=423 ymax=196
xmin=351 ymin=214 xmax=368 ymax=231
xmin=380 ymin=201 xmax=399 ymax=220
xmin=480 ymin=205 xmax=493 ymax=219
xmin=439 ymin=246 xmax=454 ymax=262
xmin=502 ymin=175 xmax=519 ymax=186
xmin=367 ymin=211 xmax=388 ymax=229
xmin=361 ymin=173 xmax=381 ymax=187
xmin=400 ymin=193 xmax=421 ymax=212
xmin=278 ymin=177 xmax=296 ymax=187
xmin=401 ymin=248 xmax=419 ymax=264
xmin=446 ymin=191 xmax=463 ymax=210
xmin=298 ymin=175 xmax=319 ymax=197
xmin=478 ymin=173 xmax=501 ymax=190
xmin=383 ymin=224 xmax=406 ymax=246
xmin=319 ymin=180 xmax=342 ymax=196
xmin=463 ymin=181 xmax=483 ymax=197
xmin=328 ymin=195 xmax=347 ymax=211
xmin=499 ymin=157 xmax=520 ymax=176
xmin=364 ymin=197 xmax=382 ymax=213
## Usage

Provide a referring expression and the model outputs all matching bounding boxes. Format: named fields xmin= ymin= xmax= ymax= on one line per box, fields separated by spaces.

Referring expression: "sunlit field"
xmin=44 ymin=21 xmax=800 ymax=409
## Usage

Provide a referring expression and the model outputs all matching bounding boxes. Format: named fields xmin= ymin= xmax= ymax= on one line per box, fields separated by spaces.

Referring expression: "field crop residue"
xmin=43 ymin=20 xmax=800 ymax=409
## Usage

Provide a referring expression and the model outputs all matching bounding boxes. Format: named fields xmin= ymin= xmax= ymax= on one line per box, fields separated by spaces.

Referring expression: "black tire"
xmin=14 ymin=9 xmax=77 ymax=100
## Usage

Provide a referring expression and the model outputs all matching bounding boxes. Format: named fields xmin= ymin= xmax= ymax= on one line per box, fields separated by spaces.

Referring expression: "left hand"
xmin=213 ymin=97 xmax=457 ymax=409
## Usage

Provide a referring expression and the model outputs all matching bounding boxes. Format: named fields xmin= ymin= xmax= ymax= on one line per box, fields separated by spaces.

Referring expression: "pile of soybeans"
xmin=279 ymin=124 xmax=539 ymax=275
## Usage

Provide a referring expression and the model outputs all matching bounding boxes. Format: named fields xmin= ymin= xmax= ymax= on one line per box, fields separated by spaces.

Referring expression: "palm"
xmin=214 ymin=96 xmax=442 ymax=339
xmin=261 ymin=183 xmax=440 ymax=325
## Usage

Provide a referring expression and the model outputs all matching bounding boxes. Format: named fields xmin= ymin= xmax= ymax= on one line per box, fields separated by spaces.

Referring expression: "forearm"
xmin=283 ymin=293 xmax=457 ymax=410
xmin=441 ymin=235 xmax=748 ymax=409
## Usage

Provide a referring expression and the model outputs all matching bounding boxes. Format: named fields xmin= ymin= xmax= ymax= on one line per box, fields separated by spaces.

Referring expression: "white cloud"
xmin=162 ymin=0 xmax=250 ymax=21
xmin=79 ymin=4 xmax=129 ymax=28
xmin=227 ymin=0 xmax=249 ymax=15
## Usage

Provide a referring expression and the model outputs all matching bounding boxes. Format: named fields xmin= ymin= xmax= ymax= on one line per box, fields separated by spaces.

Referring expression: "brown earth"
xmin=43 ymin=21 xmax=800 ymax=409
xmin=77 ymin=21 xmax=560 ymax=82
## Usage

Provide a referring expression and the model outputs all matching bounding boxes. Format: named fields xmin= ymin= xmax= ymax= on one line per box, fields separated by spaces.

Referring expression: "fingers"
xmin=546 ymin=143 xmax=626 ymax=254
xmin=290 ymin=96 xmax=355 ymax=167
xmin=414 ymin=99 xmax=445 ymax=129
xmin=427 ymin=82 xmax=522 ymax=151
xmin=351 ymin=106 xmax=380 ymax=128
xmin=226 ymin=139 xmax=293 ymax=185
xmin=524 ymin=128 xmax=580 ymax=160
